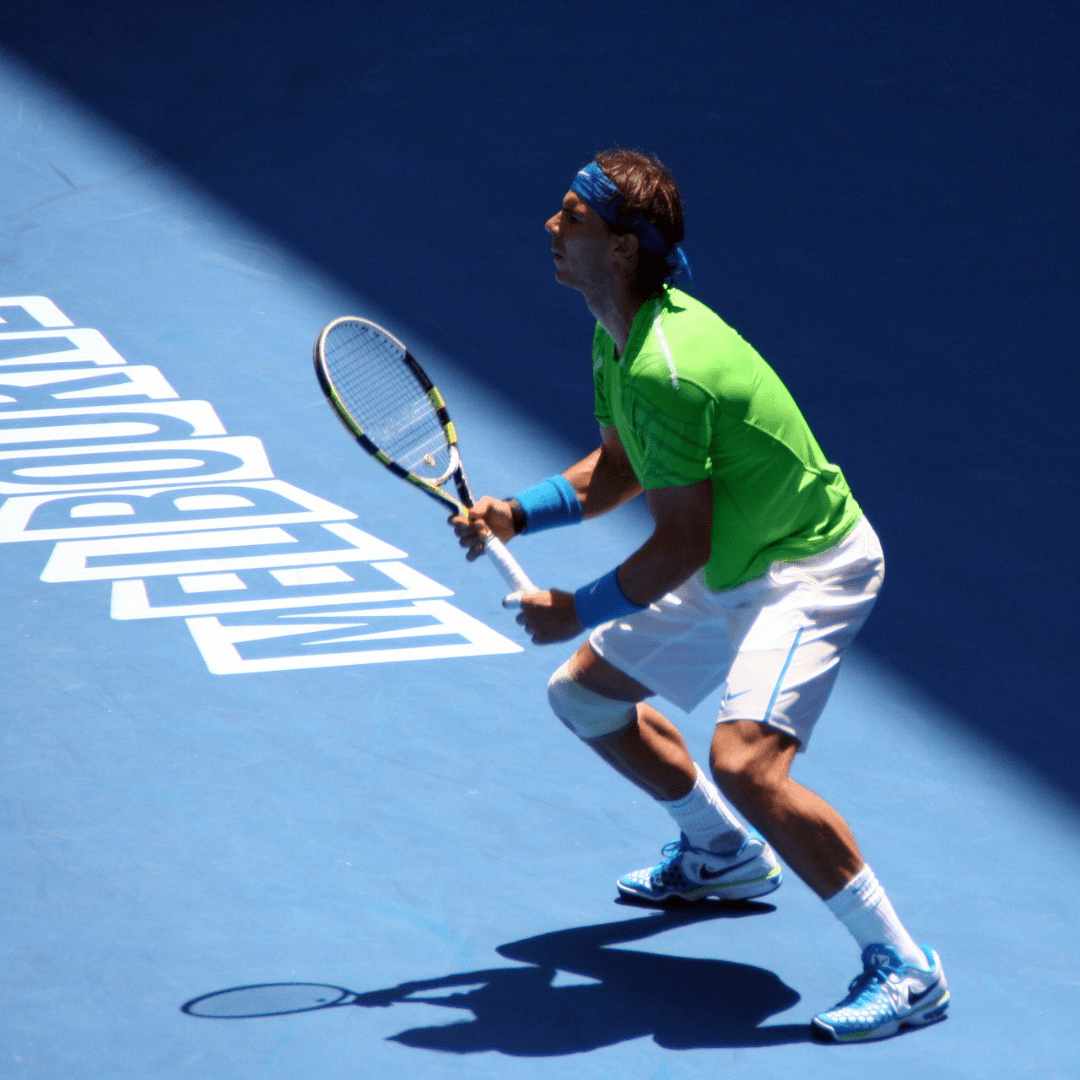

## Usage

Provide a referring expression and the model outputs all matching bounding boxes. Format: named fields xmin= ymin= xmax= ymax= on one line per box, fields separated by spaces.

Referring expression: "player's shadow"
xmin=183 ymin=902 xmax=810 ymax=1054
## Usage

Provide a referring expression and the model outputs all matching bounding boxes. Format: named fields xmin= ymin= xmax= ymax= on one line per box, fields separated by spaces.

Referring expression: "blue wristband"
xmin=574 ymin=567 xmax=646 ymax=629
xmin=512 ymin=474 xmax=583 ymax=534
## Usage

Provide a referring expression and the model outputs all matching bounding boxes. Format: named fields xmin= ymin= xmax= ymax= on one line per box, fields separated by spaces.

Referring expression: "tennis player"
xmin=453 ymin=149 xmax=948 ymax=1042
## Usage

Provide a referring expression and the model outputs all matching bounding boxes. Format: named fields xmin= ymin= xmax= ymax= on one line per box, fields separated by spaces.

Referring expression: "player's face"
xmin=545 ymin=191 xmax=618 ymax=292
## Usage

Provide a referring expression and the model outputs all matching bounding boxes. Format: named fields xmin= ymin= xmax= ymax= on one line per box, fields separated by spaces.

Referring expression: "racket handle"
xmin=482 ymin=534 xmax=536 ymax=597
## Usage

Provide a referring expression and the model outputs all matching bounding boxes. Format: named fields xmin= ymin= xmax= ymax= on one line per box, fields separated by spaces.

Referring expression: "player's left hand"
xmin=516 ymin=589 xmax=583 ymax=644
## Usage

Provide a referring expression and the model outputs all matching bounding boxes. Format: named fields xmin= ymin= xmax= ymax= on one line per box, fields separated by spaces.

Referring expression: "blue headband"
xmin=570 ymin=161 xmax=692 ymax=284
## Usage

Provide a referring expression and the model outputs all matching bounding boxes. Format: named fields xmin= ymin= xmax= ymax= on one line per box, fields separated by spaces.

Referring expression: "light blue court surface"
xmin=2 ymin=5 xmax=1079 ymax=1079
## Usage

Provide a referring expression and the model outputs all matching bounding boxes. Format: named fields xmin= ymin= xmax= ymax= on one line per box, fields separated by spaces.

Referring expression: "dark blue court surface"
xmin=1 ymin=4 xmax=1078 ymax=1078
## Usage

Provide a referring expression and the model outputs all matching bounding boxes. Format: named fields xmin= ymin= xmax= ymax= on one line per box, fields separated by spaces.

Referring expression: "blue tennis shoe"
xmin=617 ymin=831 xmax=782 ymax=902
xmin=812 ymin=944 xmax=950 ymax=1042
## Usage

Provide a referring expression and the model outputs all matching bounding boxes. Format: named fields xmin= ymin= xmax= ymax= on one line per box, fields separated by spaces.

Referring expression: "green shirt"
xmin=593 ymin=286 xmax=862 ymax=591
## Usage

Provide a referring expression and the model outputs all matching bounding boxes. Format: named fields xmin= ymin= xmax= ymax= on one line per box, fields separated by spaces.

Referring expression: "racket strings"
xmin=324 ymin=324 xmax=452 ymax=480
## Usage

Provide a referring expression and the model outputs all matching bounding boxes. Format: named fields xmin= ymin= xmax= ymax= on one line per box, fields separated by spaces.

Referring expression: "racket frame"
xmin=314 ymin=316 xmax=534 ymax=596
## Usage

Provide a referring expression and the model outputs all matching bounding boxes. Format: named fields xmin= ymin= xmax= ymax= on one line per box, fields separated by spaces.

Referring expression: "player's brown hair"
xmin=594 ymin=149 xmax=684 ymax=298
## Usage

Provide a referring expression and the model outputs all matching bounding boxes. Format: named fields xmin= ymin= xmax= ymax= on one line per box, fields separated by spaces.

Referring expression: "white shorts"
xmin=588 ymin=517 xmax=884 ymax=749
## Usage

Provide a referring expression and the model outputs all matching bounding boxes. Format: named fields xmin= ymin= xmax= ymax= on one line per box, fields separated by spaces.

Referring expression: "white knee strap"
xmin=547 ymin=662 xmax=637 ymax=739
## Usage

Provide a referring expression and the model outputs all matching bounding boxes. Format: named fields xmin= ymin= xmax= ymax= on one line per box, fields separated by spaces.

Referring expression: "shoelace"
xmin=650 ymin=839 xmax=690 ymax=883
xmin=659 ymin=840 xmax=685 ymax=860
xmin=838 ymin=963 xmax=907 ymax=1010
xmin=840 ymin=963 xmax=897 ymax=1008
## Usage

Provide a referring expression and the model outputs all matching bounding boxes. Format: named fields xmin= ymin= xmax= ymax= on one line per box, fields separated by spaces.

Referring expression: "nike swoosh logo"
xmin=697 ymin=856 xmax=757 ymax=881
xmin=908 ymin=980 xmax=941 ymax=1006
xmin=725 ymin=689 xmax=752 ymax=701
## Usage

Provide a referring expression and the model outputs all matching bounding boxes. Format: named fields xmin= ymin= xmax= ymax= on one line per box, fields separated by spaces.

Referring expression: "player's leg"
xmin=710 ymin=719 xmax=948 ymax=1040
xmin=559 ymin=641 xmax=695 ymax=801
xmin=548 ymin=642 xmax=781 ymax=902
xmin=712 ymin=519 xmax=947 ymax=1039
xmin=709 ymin=720 xmax=860 ymax=896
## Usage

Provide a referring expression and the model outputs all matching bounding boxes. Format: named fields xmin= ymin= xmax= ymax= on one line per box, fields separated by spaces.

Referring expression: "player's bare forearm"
xmin=517 ymin=515 xmax=705 ymax=642
xmin=616 ymin=481 xmax=713 ymax=604
xmin=563 ymin=426 xmax=642 ymax=518
xmin=518 ymin=480 xmax=713 ymax=644
xmin=452 ymin=426 xmax=638 ymax=559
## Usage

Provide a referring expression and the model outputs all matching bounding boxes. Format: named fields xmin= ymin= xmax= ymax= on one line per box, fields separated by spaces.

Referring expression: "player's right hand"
xmin=450 ymin=496 xmax=516 ymax=560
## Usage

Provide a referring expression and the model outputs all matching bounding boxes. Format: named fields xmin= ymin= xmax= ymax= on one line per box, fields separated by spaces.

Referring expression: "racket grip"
xmin=482 ymin=534 xmax=536 ymax=596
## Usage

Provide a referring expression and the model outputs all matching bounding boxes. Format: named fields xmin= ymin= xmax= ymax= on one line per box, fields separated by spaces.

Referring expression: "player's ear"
xmin=611 ymin=231 xmax=639 ymax=267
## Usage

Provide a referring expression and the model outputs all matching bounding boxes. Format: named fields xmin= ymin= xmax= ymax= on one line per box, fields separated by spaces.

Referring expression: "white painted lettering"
xmin=110 ymin=560 xmax=454 ymax=620
xmin=0 ymin=298 xmax=523 ymax=673
xmin=0 ymin=329 xmax=126 ymax=367
xmin=0 ymin=366 xmax=180 ymax=408
xmin=40 ymin=522 xmax=406 ymax=582
xmin=185 ymin=599 xmax=522 ymax=674
xmin=0 ymin=435 xmax=273 ymax=493
xmin=0 ymin=296 xmax=75 ymax=329
xmin=0 ymin=481 xmax=354 ymax=543
xmin=0 ymin=401 xmax=228 ymax=446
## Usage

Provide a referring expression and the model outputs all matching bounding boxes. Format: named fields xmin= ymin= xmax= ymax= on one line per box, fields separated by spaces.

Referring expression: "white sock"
xmin=659 ymin=763 xmax=748 ymax=855
xmin=825 ymin=864 xmax=926 ymax=968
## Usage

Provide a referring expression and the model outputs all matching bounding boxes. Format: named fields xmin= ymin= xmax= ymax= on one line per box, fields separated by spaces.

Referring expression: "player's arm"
xmin=516 ymin=478 xmax=712 ymax=644
xmin=452 ymin=425 xmax=641 ymax=558
xmin=617 ymin=480 xmax=713 ymax=602
xmin=563 ymin=424 xmax=643 ymax=518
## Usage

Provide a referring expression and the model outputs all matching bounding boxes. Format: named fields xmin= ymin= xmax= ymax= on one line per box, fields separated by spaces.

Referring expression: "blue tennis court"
xmin=2 ymin=3 xmax=1077 ymax=1077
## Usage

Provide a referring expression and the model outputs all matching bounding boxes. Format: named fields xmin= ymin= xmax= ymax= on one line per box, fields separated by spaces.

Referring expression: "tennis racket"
xmin=314 ymin=316 xmax=535 ymax=599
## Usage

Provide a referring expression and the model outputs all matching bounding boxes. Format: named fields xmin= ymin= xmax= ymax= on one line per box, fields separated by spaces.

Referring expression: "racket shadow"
xmin=182 ymin=903 xmax=810 ymax=1054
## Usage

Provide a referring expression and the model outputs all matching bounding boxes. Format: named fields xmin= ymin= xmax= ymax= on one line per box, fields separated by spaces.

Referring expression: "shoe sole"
xmin=811 ymin=988 xmax=951 ymax=1043
xmin=616 ymin=864 xmax=782 ymax=903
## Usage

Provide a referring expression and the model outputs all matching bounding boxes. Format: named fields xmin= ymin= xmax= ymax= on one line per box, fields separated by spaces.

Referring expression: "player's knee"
xmin=712 ymin=743 xmax=751 ymax=784
xmin=712 ymin=764 xmax=770 ymax=812
xmin=547 ymin=662 xmax=637 ymax=740
xmin=711 ymin=737 xmax=784 ymax=808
